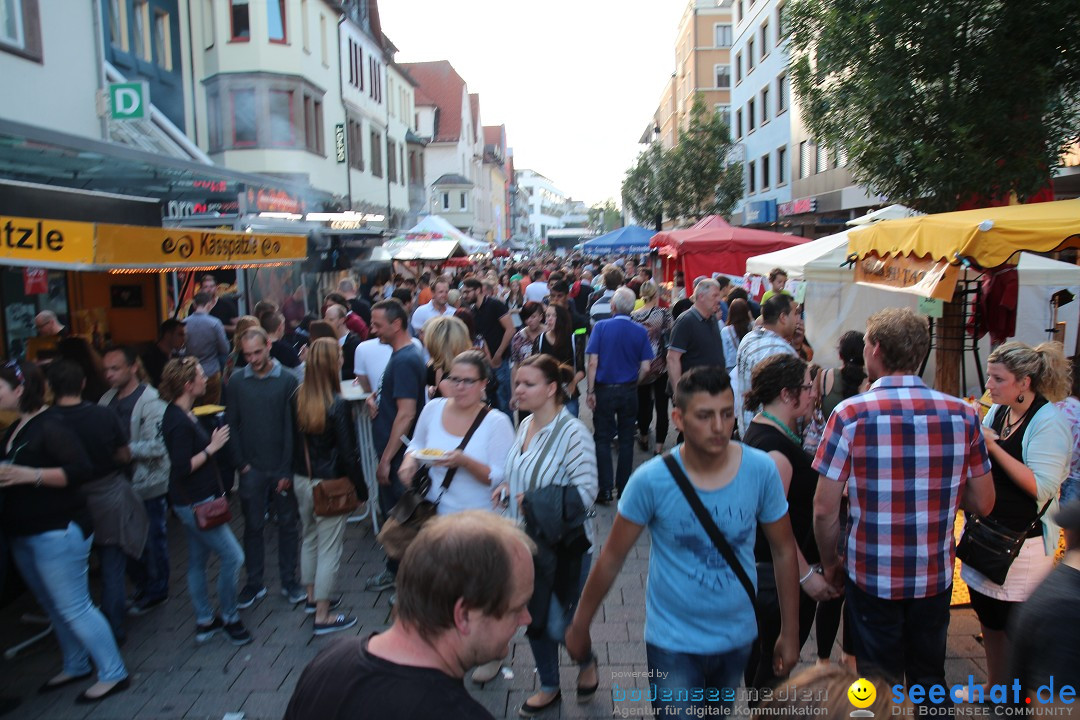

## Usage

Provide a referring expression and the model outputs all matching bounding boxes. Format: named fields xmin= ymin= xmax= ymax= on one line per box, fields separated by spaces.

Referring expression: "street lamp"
xmin=652 ymin=123 xmax=662 ymax=233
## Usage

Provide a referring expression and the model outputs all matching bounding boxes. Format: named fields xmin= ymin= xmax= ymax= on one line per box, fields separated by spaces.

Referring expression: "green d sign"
xmin=109 ymin=82 xmax=148 ymax=120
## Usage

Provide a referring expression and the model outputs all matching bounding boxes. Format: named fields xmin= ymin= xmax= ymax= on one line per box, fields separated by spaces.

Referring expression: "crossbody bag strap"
xmin=302 ymin=435 xmax=313 ymax=479
xmin=437 ymin=406 xmax=491 ymax=495
xmin=1026 ymin=496 xmax=1055 ymax=534
xmin=662 ymin=452 xmax=757 ymax=611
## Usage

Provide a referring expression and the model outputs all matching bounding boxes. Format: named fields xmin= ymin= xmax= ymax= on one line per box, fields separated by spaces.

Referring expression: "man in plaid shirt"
xmin=812 ymin=308 xmax=995 ymax=688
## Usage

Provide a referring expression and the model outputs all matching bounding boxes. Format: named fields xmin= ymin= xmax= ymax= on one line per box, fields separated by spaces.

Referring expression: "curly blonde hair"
xmin=987 ymin=341 xmax=1072 ymax=403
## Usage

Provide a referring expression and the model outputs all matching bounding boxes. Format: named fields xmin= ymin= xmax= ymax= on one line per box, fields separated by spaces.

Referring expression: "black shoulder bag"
xmin=662 ymin=452 xmax=758 ymax=612
xmin=956 ymin=498 xmax=1053 ymax=585
xmin=377 ymin=407 xmax=489 ymax=560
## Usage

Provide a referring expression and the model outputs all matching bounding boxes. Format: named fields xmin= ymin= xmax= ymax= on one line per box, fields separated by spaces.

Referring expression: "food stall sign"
xmin=95 ymin=225 xmax=307 ymax=267
xmin=0 ymin=215 xmax=96 ymax=266
xmin=853 ymin=252 xmax=960 ymax=302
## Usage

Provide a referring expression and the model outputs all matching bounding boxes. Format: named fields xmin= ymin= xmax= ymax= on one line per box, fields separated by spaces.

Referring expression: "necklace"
xmin=760 ymin=410 xmax=802 ymax=446
xmin=1000 ymin=404 xmax=1030 ymax=440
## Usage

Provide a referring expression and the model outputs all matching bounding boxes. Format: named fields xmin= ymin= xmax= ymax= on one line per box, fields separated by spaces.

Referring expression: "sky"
xmin=379 ymin=0 xmax=687 ymax=207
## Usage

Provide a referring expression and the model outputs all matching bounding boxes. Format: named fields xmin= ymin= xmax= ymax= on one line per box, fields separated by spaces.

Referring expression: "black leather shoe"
xmin=595 ymin=491 xmax=614 ymax=505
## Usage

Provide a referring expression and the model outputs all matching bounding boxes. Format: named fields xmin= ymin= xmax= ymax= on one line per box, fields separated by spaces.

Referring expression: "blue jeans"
xmin=644 ymin=642 xmax=751 ymax=717
xmin=494 ymin=360 xmax=512 ymax=415
xmin=238 ymin=467 xmax=299 ymax=591
xmin=528 ymin=555 xmax=592 ymax=692
xmin=98 ymin=545 xmax=128 ymax=645
xmin=565 ymin=396 xmax=580 ymax=418
xmin=845 ymin=577 xmax=951 ymax=690
xmin=1061 ymin=476 xmax=1080 ymax=504
xmin=174 ymin=501 xmax=245 ymax=625
xmin=10 ymin=522 xmax=128 ymax=682
xmin=593 ymin=383 xmax=638 ymax=496
xmin=377 ymin=454 xmax=407 ymax=575
xmin=127 ymin=495 xmax=170 ymax=601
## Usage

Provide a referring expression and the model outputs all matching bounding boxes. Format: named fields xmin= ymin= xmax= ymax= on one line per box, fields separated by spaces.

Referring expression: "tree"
xmin=788 ymin=0 xmax=1080 ymax=213
xmin=588 ymin=199 xmax=624 ymax=233
xmin=621 ymin=95 xmax=743 ymax=228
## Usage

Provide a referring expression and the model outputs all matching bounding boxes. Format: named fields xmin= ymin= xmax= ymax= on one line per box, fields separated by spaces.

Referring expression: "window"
xmin=203 ymin=0 xmax=215 ymax=49
xmin=387 ymin=139 xmax=397 ymax=183
xmin=777 ymin=146 xmax=787 ymax=185
xmin=0 ymin=0 xmax=41 ymax=60
xmin=715 ymin=104 xmax=731 ymax=134
xmin=799 ymin=140 xmax=810 ymax=179
xmin=348 ymin=38 xmax=363 ymax=90
xmin=760 ymin=20 xmax=769 ymax=58
xmin=153 ymin=10 xmax=172 ymax=70
xmin=816 ymin=142 xmax=828 ymax=174
xmin=836 ymin=147 xmax=848 ymax=167
xmin=347 ymin=117 xmax=364 ymax=170
xmin=747 ymin=38 xmax=755 ymax=71
xmin=459 ymin=192 xmax=468 ymax=211
xmin=207 ymin=90 xmax=222 ymax=148
xmin=370 ymin=129 xmax=383 ymax=177
xmin=232 ymin=89 xmax=257 ymax=146
xmin=777 ymin=73 xmax=789 ymax=114
xmin=400 ymin=145 xmax=406 ymax=185
xmin=735 ymin=108 xmax=743 ymax=139
xmin=230 ymin=0 xmax=250 ymax=41
xmin=735 ymin=52 xmax=742 ymax=83
xmin=736 ymin=0 xmax=742 ymax=24
xmin=108 ymin=0 xmax=127 ymax=51
xmin=748 ymin=160 xmax=756 ymax=194
xmin=441 ymin=192 xmax=450 ymax=211
xmin=269 ymin=90 xmax=294 ymax=146
xmin=714 ymin=23 xmax=731 ymax=48
xmin=319 ymin=13 xmax=326 ymax=65
xmin=748 ymin=98 xmax=756 ymax=132
xmin=300 ymin=0 xmax=308 ymax=50
xmin=760 ymin=87 xmax=769 ymax=124
xmin=132 ymin=0 xmax=150 ymax=60
xmin=268 ymin=0 xmax=286 ymax=42
xmin=715 ymin=64 xmax=730 ymax=89
xmin=777 ymin=1 xmax=789 ymax=40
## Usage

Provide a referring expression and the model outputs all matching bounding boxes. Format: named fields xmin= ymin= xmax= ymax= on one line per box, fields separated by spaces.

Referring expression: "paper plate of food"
xmin=409 ymin=447 xmax=447 ymax=465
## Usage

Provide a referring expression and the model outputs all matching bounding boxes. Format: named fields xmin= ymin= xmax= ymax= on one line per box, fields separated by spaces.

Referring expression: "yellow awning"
xmin=847 ymin=199 xmax=1080 ymax=269
xmin=0 ymin=215 xmax=306 ymax=272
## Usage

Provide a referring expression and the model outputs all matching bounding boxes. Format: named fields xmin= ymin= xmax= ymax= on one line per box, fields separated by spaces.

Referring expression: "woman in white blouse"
xmin=492 ymin=353 xmax=599 ymax=717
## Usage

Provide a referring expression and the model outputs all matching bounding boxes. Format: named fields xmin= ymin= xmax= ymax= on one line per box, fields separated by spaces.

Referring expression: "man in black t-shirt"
xmin=285 ymin=512 xmax=535 ymax=720
xmin=461 ymin=278 xmax=513 ymax=414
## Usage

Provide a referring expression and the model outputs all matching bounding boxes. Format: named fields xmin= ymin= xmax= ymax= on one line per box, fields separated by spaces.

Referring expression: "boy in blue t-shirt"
xmin=565 ymin=366 xmax=801 ymax=716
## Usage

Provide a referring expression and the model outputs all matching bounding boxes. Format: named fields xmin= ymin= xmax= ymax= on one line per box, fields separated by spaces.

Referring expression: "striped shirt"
xmin=735 ymin=327 xmax=796 ymax=437
xmin=505 ymin=408 xmax=599 ymax=545
xmin=812 ymin=375 xmax=992 ymax=600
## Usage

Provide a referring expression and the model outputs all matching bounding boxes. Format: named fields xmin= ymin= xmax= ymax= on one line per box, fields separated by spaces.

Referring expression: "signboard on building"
xmin=335 ymin=124 xmax=346 ymax=163
xmin=109 ymin=82 xmax=149 ymax=120
xmin=778 ymin=197 xmax=818 ymax=217
xmin=745 ymin=200 xmax=777 ymax=224
xmin=0 ymin=215 xmax=96 ymax=266
xmin=95 ymin=225 xmax=307 ymax=267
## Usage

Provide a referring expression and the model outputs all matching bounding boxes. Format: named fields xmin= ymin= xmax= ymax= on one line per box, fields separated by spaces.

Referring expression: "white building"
xmin=515 ymin=169 xmax=568 ymax=241
xmin=729 ymin=0 xmax=793 ymax=226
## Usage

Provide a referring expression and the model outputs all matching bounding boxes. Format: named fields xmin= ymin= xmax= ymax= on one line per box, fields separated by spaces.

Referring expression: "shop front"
xmin=0 ymin=215 xmax=306 ymax=359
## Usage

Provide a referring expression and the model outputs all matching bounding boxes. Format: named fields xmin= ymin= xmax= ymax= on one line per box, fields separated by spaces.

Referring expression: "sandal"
xmin=519 ymin=690 xmax=561 ymax=717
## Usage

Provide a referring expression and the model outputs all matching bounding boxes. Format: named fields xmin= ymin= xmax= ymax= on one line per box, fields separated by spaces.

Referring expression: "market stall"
xmin=650 ymin=215 xmax=808 ymax=283
xmin=580 ymin=225 xmax=655 ymax=256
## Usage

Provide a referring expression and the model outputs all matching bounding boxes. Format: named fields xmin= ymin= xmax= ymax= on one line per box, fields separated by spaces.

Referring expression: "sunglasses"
xmin=4 ymin=360 xmax=24 ymax=387
xmin=444 ymin=376 xmax=482 ymax=387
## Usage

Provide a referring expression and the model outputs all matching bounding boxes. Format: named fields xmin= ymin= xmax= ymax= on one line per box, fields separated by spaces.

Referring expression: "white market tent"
xmin=747 ymin=230 xmax=1080 ymax=396
xmin=408 ymin=215 xmax=491 ymax=255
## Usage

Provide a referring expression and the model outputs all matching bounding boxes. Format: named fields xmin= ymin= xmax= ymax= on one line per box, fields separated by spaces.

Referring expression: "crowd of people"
xmin=0 ymin=257 xmax=1078 ymax=720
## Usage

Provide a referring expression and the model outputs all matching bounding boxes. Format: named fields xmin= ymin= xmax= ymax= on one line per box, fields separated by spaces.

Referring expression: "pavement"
xmin=0 ymin=422 xmax=989 ymax=720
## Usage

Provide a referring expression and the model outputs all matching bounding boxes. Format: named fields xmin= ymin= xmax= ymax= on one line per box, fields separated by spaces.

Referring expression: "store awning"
xmin=847 ymin=199 xmax=1080 ymax=269
xmin=0 ymin=215 xmax=306 ymax=272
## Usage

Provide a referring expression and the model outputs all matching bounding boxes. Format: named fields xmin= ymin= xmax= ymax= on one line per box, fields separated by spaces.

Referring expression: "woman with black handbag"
xmin=631 ymin=281 xmax=673 ymax=456
xmin=293 ymin=338 xmax=362 ymax=636
xmin=159 ymin=357 xmax=250 ymax=646
xmin=959 ymin=341 xmax=1072 ymax=696
xmin=491 ymin=354 xmax=598 ymax=717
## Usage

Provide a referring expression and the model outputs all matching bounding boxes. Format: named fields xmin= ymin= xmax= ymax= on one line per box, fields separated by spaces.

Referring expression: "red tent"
xmin=651 ymin=216 xmax=808 ymax=282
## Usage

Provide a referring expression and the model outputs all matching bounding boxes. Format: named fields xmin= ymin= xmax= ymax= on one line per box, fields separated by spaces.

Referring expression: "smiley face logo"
xmin=848 ymin=678 xmax=877 ymax=709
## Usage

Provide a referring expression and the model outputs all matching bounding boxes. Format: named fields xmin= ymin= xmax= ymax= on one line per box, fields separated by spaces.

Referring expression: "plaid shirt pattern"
xmin=812 ymin=376 xmax=991 ymax=599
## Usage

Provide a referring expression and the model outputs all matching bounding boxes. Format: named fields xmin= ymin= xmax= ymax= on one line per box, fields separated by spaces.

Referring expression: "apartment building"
xmin=515 ymin=169 xmax=568 ymax=242
xmin=483 ymin=125 xmax=510 ymax=243
xmin=646 ymin=0 xmax=734 ymax=149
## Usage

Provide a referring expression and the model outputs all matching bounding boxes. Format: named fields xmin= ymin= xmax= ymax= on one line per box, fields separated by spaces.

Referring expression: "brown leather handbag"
xmin=304 ymin=438 xmax=361 ymax=517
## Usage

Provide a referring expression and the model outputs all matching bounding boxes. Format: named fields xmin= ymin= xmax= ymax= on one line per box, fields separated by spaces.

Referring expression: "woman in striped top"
xmin=492 ymin=354 xmax=598 ymax=716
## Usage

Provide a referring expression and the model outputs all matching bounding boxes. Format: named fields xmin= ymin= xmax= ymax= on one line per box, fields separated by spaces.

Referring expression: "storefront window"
xmin=2 ymin=269 xmax=69 ymax=360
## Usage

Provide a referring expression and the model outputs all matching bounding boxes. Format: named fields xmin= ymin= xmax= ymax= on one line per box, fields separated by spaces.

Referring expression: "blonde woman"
xmin=422 ymin=315 xmax=472 ymax=399
xmin=962 ymin=341 xmax=1073 ymax=695
xmin=223 ymin=315 xmax=261 ymax=381
xmin=292 ymin=338 xmax=361 ymax=636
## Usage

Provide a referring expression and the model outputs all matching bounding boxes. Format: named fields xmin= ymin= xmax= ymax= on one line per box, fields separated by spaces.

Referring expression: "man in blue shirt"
xmin=585 ymin=287 xmax=653 ymax=503
xmin=566 ymin=366 xmax=801 ymax=717
xmin=184 ymin=292 xmax=229 ymax=404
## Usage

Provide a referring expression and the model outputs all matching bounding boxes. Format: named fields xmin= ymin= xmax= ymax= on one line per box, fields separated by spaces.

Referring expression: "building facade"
xmin=515 ymin=169 xmax=568 ymax=242
xmin=483 ymin=125 xmax=510 ymax=243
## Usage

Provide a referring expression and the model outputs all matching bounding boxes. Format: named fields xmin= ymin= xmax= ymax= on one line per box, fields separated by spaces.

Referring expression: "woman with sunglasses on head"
xmin=422 ymin=315 xmax=472 ymax=400
xmin=158 ymin=357 xmax=251 ymax=647
xmin=0 ymin=361 xmax=130 ymax=703
xmin=397 ymin=350 xmax=515 ymax=682
xmin=741 ymin=354 xmax=840 ymax=691
xmin=960 ymin=341 xmax=1072 ymax=696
